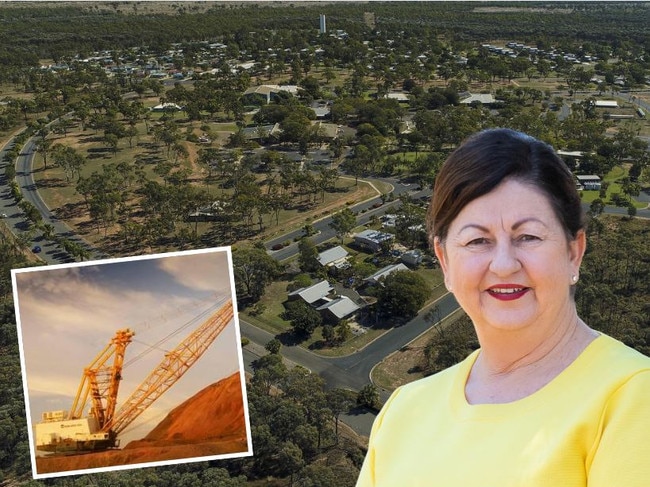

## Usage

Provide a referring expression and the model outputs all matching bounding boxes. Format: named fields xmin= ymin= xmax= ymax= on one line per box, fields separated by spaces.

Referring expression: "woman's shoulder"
xmin=588 ymin=333 xmax=650 ymax=373
xmin=576 ymin=333 xmax=650 ymax=395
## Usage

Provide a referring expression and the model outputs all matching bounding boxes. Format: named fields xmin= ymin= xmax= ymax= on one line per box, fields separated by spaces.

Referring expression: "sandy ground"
xmin=35 ymin=373 xmax=249 ymax=475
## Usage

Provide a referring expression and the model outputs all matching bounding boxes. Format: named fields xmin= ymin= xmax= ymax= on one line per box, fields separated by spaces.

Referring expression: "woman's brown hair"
xmin=427 ymin=128 xmax=585 ymax=247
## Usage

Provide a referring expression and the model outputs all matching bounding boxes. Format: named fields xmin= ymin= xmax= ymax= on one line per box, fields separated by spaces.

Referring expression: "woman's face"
xmin=434 ymin=178 xmax=585 ymax=335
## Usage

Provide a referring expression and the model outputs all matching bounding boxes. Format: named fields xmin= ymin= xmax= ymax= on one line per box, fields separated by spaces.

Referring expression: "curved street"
xmin=1 ymin=134 xmax=103 ymax=264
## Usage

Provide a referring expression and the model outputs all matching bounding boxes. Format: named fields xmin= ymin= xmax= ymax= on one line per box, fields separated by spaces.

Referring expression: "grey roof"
xmin=312 ymin=107 xmax=331 ymax=118
xmin=364 ymin=263 xmax=409 ymax=283
xmin=460 ymin=93 xmax=498 ymax=105
xmin=318 ymin=246 xmax=349 ymax=266
xmin=401 ymin=249 xmax=424 ymax=267
xmin=242 ymin=123 xmax=281 ymax=140
xmin=354 ymin=229 xmax=394 ymax=244
xmin=288 ymin=280 xmax=333 ymax=304
xmin=316 ymin=296 xmax=360 ymax=319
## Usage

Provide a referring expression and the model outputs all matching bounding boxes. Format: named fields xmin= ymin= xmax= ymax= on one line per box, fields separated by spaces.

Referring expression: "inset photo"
xmin=11 ymin=247 xmax=252 ymax=479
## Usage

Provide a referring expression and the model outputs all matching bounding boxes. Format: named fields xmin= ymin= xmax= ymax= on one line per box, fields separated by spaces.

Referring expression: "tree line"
xmin=0 ymin=2 xmax=649 ymax=87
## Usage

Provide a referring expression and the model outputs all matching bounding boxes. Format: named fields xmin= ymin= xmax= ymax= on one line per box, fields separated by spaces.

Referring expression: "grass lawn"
xmin=308 ymin=326 xmax=388 ymax=357
xmin=418 ymin=267 xmax=447 ymax=304
xmin=579 ymin=165 xmax=648 ymax=209
xmin=241 ymin=280 xmax=292 ymax=335
xmin=29 ymin=115 xmax=380 ymax=250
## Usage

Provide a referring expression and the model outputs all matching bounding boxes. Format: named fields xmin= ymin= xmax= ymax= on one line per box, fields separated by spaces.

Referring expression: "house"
xmin=364 ymin=263 xmax=409 ymax=286
xmin=187 ymin=201 xmax=232 ymax=221
xmin=354 ymin=229 xmax=394 ymax=253
xmin=318 ymin=246 xmax=349 ymax=268
xmin=288 ymin=280 xmax=333 ymax=305
xmin=558 ymin=150 xmax=585 ymax=170
xmin=316 ymin=296 xmax=360 ymax=323
xmin=557 ymin=150 xmax=584 ymax=159
xmin=460 ymin=93 xmax=499 ymax=106
xmin=384 ymin=92 xmax=410 ymax=104
xmin=576 ymin=175 xmax=602 ymax=191
xmin=242 ymin=123 xmax=282 ymax=142
xmin=242 ymin=84 xmax=300 ymax=105
xmin=311 ymin=121 xmax=340 ymax=140
xmin=594 ymin=100 xmax=619 ymax=109
xmin=311 ymin=106 xmax=331 ymax=119
xmin=151 ymin=102 xmax=183 ymax=112
xmin=401 ymin=249 xmax=424 ymax=267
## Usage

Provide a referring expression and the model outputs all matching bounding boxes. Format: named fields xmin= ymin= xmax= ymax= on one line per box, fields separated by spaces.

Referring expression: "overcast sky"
xmin=12 ymin=247 xmax=245 ymax=449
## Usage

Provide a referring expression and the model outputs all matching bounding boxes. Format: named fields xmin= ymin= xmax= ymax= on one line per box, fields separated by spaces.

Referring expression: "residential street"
xmin=240 ymin=290 xmax=460 ymax=436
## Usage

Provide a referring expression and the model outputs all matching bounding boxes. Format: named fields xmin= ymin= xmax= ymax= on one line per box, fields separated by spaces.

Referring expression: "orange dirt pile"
xmin=36 ymin=373 xmax=250 ymax=475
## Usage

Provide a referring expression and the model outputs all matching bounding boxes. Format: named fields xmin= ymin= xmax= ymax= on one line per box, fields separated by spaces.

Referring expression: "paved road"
xmin=3 ymin=134 xmax=106 ymax=264
xmin=239 ymin=290 xmax=459 ymax=436
xmin=0 ymin=134 xmax=63 ymax=262
xmin=267 ymin=177 xmax=428 ymax=260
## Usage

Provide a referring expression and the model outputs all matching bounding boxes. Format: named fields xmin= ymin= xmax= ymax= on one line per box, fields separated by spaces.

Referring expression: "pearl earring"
xmin=571 ymin=275 xmax=578 ymax=284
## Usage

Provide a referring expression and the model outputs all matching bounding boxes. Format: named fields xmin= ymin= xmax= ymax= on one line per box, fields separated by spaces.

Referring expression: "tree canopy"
xmin=377 ymin=270 xmax=432 ymax=320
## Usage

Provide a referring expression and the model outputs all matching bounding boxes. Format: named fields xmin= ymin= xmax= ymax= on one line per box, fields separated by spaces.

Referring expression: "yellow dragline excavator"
xmin=35 ymin=299 xmax=234 ymax=453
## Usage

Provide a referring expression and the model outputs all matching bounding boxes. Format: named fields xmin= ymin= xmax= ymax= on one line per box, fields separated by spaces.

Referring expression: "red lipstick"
xmin=487 ymin=285 xmax=529 ymax=301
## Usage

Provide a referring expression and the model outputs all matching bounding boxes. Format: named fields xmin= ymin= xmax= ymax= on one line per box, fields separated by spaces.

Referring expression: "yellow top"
xmin=356 ymin=333 xmax=650 ymax=487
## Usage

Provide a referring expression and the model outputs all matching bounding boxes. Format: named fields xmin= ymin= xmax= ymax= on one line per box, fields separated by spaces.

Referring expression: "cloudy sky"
xmin=12 ymin=248 xmax=245 ymax=449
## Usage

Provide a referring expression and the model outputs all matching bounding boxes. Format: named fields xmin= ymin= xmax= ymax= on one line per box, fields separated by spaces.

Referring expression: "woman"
xmin=355 ymin=129 xmax=650 ymax=486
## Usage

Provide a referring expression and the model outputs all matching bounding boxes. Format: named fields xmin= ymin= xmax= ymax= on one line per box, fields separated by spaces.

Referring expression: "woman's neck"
xmin=466 ymin=316 xmax=599 ymax=404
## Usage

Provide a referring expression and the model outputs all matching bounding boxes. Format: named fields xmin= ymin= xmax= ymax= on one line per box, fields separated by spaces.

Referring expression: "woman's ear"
xmin=569 ymin=229 xmax=587 ymax=275
xmin=433 ymin=236 xmax=449 ymax=278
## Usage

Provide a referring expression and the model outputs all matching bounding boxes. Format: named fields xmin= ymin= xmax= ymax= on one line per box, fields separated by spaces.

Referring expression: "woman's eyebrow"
xmin=457 ymin=218 xmax=547 ymax=234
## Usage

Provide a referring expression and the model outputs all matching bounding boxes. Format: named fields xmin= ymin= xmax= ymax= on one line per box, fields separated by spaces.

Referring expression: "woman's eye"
xmin=466 ymin=237 xmax=489 ymax=246
xmin=518 ymin=234 xmax=540 ymax=242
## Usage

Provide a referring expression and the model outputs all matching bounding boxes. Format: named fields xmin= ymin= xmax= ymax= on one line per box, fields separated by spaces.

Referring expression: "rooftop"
xmin=316 ymin=296 xmax=360 ymax=319
xmin=318 ymin=246 xmax=349 ymax=266
xmin=288 ymin=280 xmax=333 ymax=304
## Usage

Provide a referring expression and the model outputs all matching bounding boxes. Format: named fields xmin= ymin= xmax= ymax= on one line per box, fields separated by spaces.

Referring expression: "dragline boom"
xmin=106 ymin=299 xmax=234 ymax=435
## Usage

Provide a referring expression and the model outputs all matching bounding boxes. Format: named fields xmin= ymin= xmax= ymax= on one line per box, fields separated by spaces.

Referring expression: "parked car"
xmin=32 ymin=245 xmax=42 ymax=253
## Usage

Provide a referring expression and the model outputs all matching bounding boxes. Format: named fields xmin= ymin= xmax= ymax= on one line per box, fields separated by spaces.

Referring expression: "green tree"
xmin=298 ymin=237 xmax=320 ymax=273
xmin=589 ymin=198 xmax=605 ymax=218
xmin=378 ymin=270 xmax=431 ymax=320
xmin=327 ymin=388 xmax=356 ymax=442
xmin=282 ymin=300 xmax=322 ymax=338
xmin=322 ymin=324 xmax=336 ymax=345
xmin=357 ymin=384 xmax=380 ymax=409
xmin=422 ymin=315 xmax=477 ymax=374
xmin=265 ymin=338 xmax=282 ymax=355
xmin=278 ymin=441 xmax=304 ymax=483
xmin=329 ymin=208 xmax=356 ymax=243
xmin=250 ymin=353 xmax=288 ymax=395
xmin=627 ymin=203 xmax=637 ymax=219
xmin=233 ymin=247 xmax=283 ymax=304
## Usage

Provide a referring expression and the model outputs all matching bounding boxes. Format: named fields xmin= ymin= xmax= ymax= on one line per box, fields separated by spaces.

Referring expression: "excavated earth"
xmin=36 ymin=373 xmax=249 ymax=475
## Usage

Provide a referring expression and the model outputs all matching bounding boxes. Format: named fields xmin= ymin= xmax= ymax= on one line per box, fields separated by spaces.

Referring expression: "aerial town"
xmin=0 ymin=2 xmax=649 ymax=485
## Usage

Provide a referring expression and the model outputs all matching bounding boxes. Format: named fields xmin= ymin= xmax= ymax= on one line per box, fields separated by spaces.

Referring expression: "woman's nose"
xmin=488 ymin=240 xmax=522 ymax=277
